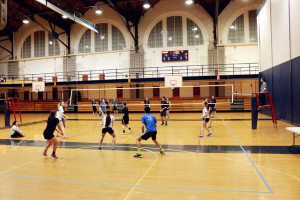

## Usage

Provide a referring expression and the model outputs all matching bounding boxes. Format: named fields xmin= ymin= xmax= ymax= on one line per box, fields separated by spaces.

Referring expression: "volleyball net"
xmin=68 ymin=84 xmax=235 ymax=111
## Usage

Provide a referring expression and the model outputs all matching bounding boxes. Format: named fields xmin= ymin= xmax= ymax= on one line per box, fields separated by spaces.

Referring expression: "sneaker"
xmin=207 ymin=133 xmax=212 ymax=137
xmin=165 ymin=123 xmax=168 ymax=126
xmin=134 ymin=153 xmax=142 ymax=158
xmin=51 ymin=153 xmax=58 ymax=158
xmin=43 ymin=151 xmax=47 ymax=156
xmin=112 ymin=146 xmax=116 ymax=150
xmin=160 ymin=149 xmax=165 ymax=155
xmin=161 ymin=123 xmax=164 ymax=126
xmin=98 ymin=146 xmax=102 ymax=150
xmin=198 ymin=135 xmax=204 ymax=138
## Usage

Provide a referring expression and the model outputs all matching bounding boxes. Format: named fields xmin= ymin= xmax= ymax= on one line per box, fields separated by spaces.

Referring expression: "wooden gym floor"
xmin=0 ymin=112 xmax=299 ymax=199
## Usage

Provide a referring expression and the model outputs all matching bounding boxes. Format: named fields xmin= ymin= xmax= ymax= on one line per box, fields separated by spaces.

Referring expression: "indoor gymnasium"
xmin=0 ymin=0 xmax=299 ymax=199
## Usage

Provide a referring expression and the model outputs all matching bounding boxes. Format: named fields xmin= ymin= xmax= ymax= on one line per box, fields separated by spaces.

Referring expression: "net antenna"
xmin=165 ymin=75 xmax=183 ymax=89
xmin=32 ymin=81 xmax=45 ymax=93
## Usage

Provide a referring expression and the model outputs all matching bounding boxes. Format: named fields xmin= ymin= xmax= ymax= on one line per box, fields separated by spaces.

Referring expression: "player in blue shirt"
xmin=134 ymin=106 xmax=165 ymax=158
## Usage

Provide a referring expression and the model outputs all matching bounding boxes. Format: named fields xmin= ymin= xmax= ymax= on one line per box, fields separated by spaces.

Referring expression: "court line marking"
xmin=221 ymin=118 xmax=273 ymax=193
xmin=123 ymin=148 xmax=158 ymax=200
xmin=0 ymin=145 xmax=271 ymax=194
xmin=0 ymin=157 xmax=42 ymax=175
xmin=0 ymin=173 xmax=271 ymax=194
xmin=143 ymin=146 xmax=300 ymax=181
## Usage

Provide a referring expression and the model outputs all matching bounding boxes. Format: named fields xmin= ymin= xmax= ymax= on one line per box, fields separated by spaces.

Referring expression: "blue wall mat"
xmin=292 ymin=56 xmax=300 ymax=126
xmin=272 ymin=61 xmax=292 ymax=121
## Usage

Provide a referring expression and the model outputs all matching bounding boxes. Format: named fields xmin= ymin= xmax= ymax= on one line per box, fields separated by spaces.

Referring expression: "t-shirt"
xmin=92 ymin=101 xmax=96 ymax=106
xmin=10 ymin=125 xmax=20 ymax=136
xmin=56 ymin=109 xmax=63 ymax=121
xmin=122 ymin=107 xmax=129 ymax=116
xmin=100 ymin=103 xmax=107 ymax=112
xmin=260 ymin=82 xmax=267 ymax=93
xmin=144 ymin=100 xmax=150 ymax=107
xmin=161 ymin=101 xmax=168 ymax=111
xmin=142 ymin=114 xmax=157 ymax=132
xmin=202 ymin=107 xmax=209 ymax=118
xmin=112 ymin=100 xmax=118 ymax=107
xmin=44 ymin=117 xmax=59 ymax=135
xmin=210 ymin=99 xmax=216 ymax=108
xmin=102 ymin=115 xmax=115 ymax=128
xmin=166 ymin=101 xmax=171 ymax=110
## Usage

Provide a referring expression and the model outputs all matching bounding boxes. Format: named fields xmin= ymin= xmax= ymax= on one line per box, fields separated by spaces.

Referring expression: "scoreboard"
xmin=162 ymin=50 xmax=188 ymax=62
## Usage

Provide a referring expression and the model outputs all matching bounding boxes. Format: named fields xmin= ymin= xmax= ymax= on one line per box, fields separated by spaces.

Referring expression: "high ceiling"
xmin=2 ymin=0 xmax=232 ymax=36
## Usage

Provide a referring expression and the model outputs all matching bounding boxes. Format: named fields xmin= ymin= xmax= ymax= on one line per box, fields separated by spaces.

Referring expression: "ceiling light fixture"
xmin=23 ymin=19 xmax=30 ymax=24
xmin=185 ymin=0 xmax=194 ymax=5
xmin=143 ymin=1 xmax=151 ymax=9
xmin=95 ymin=7 xmax=102 ymax=15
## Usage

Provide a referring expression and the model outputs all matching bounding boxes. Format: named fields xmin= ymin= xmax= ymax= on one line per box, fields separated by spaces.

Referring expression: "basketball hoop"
xmin=165 ymin=75 xmax=182 ymax=88
xmin=32 ymin=81 xmax=45 ymax=93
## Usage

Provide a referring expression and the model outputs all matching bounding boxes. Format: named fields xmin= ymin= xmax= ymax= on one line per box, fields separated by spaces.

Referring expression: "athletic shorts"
xmin=160 ymin=110 xmax=167 ymax=117
xmin=122 ymin=116 xmax=129 ymax=125
xmin=92 ymin=106 xmax=97 ymax=112
xmin=102 ymin=127 xmax=114 ymax=134
xmin=113 ymin=106 xmax=117 ymax=111
xmin=202 ymin=118 xmax=210 ymax=123
xmin=43 ymin=132 xmax=55 ymax=140
xmin=140 ymin=131 xmax=157 ymax=141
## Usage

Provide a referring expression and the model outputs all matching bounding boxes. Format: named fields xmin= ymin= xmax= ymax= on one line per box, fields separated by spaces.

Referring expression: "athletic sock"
xmin=128 ymin=127 xmax=131 ymax=130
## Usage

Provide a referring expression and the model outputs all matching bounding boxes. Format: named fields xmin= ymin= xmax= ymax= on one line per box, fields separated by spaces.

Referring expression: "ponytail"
xmin=105 ymin=110 xmax=111 ymax=128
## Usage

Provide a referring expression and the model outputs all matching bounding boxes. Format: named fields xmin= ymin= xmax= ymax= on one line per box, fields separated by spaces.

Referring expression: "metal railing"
xmin=0 ymin=63 xmax=258 ymax=84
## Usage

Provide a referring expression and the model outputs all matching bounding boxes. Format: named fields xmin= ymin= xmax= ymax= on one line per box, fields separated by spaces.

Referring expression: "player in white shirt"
xmin=199 ymin=101 xmax=212 ymax=138
xmin=56 ymin=101 xmax=69 ymax=138
xmin=99 ymin=110 xmax=116 ymax=150
xmin=10 ymin=121 xmax=25 ymax=138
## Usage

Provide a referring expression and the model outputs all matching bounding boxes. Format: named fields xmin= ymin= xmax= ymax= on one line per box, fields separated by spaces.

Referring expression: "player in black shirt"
xmin=160 ymin=96 xmax=168 ymax=126
xmin=121 ymin=102 xmax=132 ymax=134
xmin=208 ymin=96 xmax=217 ymax=128
xmin=43 ymin=110 xmax=62 ymax=158
xmin=142 ymin=97 xmax=150 ymax=109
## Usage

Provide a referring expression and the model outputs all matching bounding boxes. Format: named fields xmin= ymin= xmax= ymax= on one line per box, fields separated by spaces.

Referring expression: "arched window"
xmin=95 ymin=23 xmax=108 ymax=52
xmin=249 ymin=10 xmax=257 ymax=43
xmin=167 ymin=16 xmax=183 ymax=47
xmin=187 ymin=18 xmax=203 ymax=46
xmin=228 ymin=14 xmax=244 ymax=44
xmin=21 ymin=35 xmax=31 ymax=58
xmin=34 ymin=31 xmax=45 ymax=57
xmin=148 ymin=21 xmax=163 ymax=48
xmin=48 ymin=33 xmax=60 ymax=56
xmin=78 ymin=30 xmax=91 ymax=53
xmin=112 ymin=25 xmax=126 ymax=50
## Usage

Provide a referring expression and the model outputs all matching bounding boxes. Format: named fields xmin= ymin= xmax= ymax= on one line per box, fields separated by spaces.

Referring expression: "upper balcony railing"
xmin=0 ymin=63 xmax=258 ymax=84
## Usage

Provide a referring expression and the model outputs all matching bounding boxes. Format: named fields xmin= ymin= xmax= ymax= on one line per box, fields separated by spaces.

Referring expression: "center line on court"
xmin=123 ymin=148 xmax=158 ymax=200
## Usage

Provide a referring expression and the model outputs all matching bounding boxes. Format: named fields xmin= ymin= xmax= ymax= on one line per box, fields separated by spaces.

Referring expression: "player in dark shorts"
xmin=43 ymin=110 xmax=62 ymax=158
xmin=199 ymin=101 xmax=212 ymax=138
xmin=208 ymin=96 xmax=216 ymax=128
xmin=160 ymin=96 xmax=168 ymax=126
xmin=121 ymin=102 xmax=132 ymax=134
xmin=142 ymin=97 xmax=150 ymax=108
xmin=99 ymin=110 xmax=116 ymax=150
xmin=166 ymin=97 xmax=171 ymax=122
xmin=112 ymin=98 xmax=118 ymax=115
xmin=92 ymin=98 xmax=97 ymax=115
xmin=134 ymin=106 xmax=165 ymax=158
